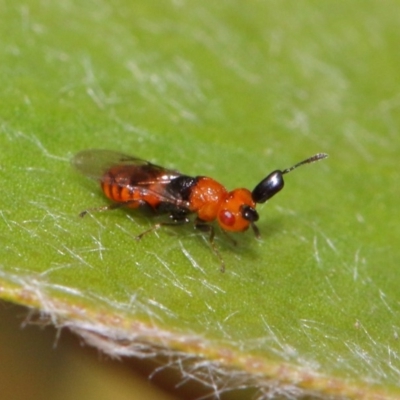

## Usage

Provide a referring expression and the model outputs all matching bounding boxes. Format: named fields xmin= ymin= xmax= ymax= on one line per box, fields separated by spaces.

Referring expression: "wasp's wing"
xmin=72 ymin=149 xmax=189 ymax=207
xmin=72 ymin=149 xmax=179 ymax=181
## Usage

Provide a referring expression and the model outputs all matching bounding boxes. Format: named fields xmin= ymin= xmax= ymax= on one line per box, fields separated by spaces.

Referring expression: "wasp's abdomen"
xmin=101 ymin=165 xmax=160 ymax=209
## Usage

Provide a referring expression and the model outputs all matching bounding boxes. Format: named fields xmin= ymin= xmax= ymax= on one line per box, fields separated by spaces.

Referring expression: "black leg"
xmin=251 ymin=222 xmax=261 ymax=239
xmin=135 ymin=215 xmax=190 ymax=240
xmin=194 ymin=219 xmax=225 ymax=272
xmin=79 ymin=200 xmax=144 ymax=218
xmin=220 ymin=229 xmax=238 ymax=247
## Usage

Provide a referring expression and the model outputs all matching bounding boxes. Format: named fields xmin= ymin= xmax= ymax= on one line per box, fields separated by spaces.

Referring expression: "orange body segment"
xmin=218 ymin=188 xmax=255 ymax=232
xmin=188 ymin=177 xmax=228 ymax=222
xmin=101 ymin=165 xmax=163 ymax=209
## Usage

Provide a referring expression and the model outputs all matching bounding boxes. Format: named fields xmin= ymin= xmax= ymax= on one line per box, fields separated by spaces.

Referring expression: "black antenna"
xmin=251 ymin=153 xmax=328 ymax=204
xmin=282 ymin=153 xmax=328 ymax=174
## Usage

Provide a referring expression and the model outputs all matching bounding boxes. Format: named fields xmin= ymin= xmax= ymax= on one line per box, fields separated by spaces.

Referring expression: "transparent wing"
xmin=71 ymin=149 xmax=180 ymax=182
xmin=71 ymin=149 xmax=189 ymax=207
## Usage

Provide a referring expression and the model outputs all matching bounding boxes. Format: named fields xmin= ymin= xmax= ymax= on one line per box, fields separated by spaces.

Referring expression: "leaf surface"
xmin=1 ymin=1 xmax=399 ymax=398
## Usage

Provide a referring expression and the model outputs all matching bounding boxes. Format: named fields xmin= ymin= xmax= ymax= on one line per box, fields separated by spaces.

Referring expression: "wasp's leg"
xmin=194 ymin=218 xmax=225 ymax=272
xmin=79 ymin=200 xmax=145 ymax=218
xmin=135 ymin=213 xmax=190 ymax=240
xmin=220 ymin=229 xmax=238 ymax=247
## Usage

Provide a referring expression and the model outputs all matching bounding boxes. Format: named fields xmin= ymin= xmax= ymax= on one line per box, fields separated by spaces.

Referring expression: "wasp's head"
xmin=218 ymin=189 xmax=260 ymax=236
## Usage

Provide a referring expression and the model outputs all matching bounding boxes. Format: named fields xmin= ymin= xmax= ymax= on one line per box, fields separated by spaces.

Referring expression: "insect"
xmin=72 ymin=149 xmax=328 ymax=271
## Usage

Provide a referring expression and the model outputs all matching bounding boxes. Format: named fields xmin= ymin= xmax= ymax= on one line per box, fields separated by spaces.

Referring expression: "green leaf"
xmin=1 ymin=0 xmax=399 ymax=398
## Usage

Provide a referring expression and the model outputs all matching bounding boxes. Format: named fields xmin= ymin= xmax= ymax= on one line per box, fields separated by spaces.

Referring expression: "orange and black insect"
xmin=72 ymin=149 xmax=328 ymax=271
